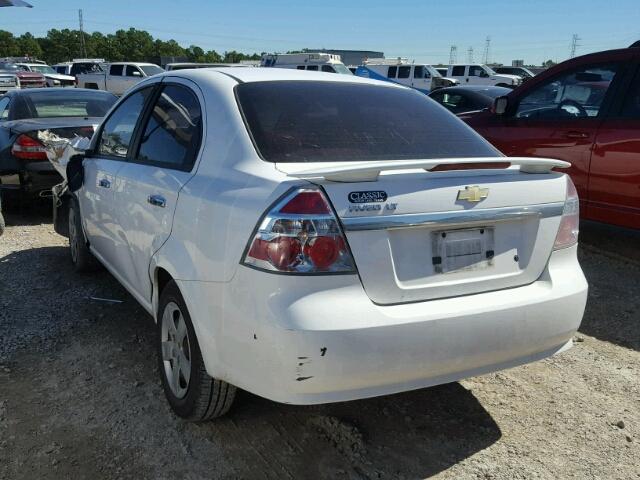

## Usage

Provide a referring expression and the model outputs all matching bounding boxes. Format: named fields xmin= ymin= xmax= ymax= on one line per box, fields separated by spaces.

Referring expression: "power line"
xmin=78 ymin=9 xmax=87 ymax=58
xmin=570 ymin=33 xmax=581 ymax=58
xmin=449 ymin=45 xmax=457 ymax=64
xmin=467 ymin=46 xmax=474 ymax=63
xmin=482 ymin=36 xmax=491 ymax=64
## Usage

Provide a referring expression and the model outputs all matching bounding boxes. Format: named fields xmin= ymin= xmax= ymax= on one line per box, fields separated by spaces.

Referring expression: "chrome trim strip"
xmin=341 ymin=202 xmax=565 ymax=232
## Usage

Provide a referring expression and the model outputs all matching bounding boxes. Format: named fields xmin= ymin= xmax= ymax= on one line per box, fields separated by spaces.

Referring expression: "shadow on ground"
xmin=1 ymin=244 xmax=502 ymax=479
xmin=577 ymin=222 xmax=640 ymax=351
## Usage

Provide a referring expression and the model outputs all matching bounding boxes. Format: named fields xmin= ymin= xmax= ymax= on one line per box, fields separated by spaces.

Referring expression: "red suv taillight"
xmin=243 ymin=187 xmax=356 ymax=274
xmin=11 ymin=134 xmax=47 ymax=161
xmin=553 ymin=175 xmax=579 ymax=250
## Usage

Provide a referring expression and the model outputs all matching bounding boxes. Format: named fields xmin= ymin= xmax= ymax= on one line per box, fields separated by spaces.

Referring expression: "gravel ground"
xmin=0 ymin=207 xmax=638 ymax=480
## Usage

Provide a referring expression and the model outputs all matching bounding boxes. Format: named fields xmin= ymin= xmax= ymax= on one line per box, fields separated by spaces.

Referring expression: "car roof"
xmin=162 ymin=67 xmax=402 ymax=88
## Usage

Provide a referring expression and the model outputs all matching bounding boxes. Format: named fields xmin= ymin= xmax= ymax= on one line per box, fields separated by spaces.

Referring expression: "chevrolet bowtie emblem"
xmin=457 ymin=186 xmax=489 ymax=203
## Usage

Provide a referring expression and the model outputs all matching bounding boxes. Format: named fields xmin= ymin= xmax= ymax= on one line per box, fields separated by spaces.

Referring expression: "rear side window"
xmin=110 ymin=65 xmax=123 ymax=76
xmin=0 ymin=97 xmax=10 ymax=119
xmin=451 ymin=66 xmax=466 ymax=76
xmin=387 ymin=66 xmax=397 ymax=78
xmin=98 ymin=87 xmax=153 ymax=158
xmin=306 ymin=65 xmax=318 ymax=71
xmin=620 ymin=68 xmax=640 ymax=118
xmin=398 ymin=66 xmax=411 ymax=79
xmin=136 ymin=85 xmax=202 ymax=171
xmin=296 ymin=66 xmax=305 ymax=70
xmin=236 ymin=81 xmax=499 ymax=163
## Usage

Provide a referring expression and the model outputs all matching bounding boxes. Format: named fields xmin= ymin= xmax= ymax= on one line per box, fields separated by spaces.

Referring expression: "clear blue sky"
xmin=1 ymin=0 xmax=639 ymax=65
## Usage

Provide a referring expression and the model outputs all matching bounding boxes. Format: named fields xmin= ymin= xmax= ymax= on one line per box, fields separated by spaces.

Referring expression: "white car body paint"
xmin=76 ymin=68 xmax=587 ymax=405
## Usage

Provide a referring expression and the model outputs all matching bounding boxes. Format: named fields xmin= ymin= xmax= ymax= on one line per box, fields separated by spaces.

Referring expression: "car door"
xmin=588 ymin=60 xmax=640 ymax=228
xmin=474 ymin=58 xmax=628 ymax=208
xmin=109 ymin=80 xmax=203 ymax=303
xmin=108 ymin=64 xmax=124 ymax=95
xmin=80 ymin=86 xmax=155 ymax=269
xmin=124 ymin=65 xmax=144 ymax=92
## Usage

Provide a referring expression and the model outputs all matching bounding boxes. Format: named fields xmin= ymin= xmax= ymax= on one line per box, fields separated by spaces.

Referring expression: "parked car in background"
xmin=466 ymin=43 xmax=640 ymax=229
xmin=165 ymin=62 xmax=248 ymax=71
xmin=52 ymin=59 xmax=105 ymax=77
xmin=0 ymin=88 xmax=117 ymax=199
xmin=494 ymin=66 xmax=536 ymax=81
xmin=428 ymin=85 xmax=512 ymax=117
xmin=261 ymin=53 xmax=353 ymax=74
xmin=0 ymin=62 xmax=46 ymax=91
xmin=76 ymin=62 xmax=164 ymax=95
xmin=447 ymin=64 xmax=522 ymax=88
xmin=55 ymin=68 xmax=586 ymax=421
xmin=15 ymin=62 xmax=76 ymax=87
xmin=355 ymin=58 xmax=458 ymax=93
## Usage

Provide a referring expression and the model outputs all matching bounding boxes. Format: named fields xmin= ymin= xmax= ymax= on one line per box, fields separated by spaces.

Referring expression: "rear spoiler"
xmin=285 ymin=157 xmax=570 ymax=182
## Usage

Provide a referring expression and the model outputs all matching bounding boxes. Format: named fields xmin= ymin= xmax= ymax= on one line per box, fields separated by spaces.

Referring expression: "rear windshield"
xmin=18 ymin=90 xmax=117 ymax=119
xmin=236 ymin=81 xmax=500 ymax=162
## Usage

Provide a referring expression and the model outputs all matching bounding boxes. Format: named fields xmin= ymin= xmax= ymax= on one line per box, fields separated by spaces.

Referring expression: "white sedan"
xmin=55 ymin=68 xmax=588 ymax=420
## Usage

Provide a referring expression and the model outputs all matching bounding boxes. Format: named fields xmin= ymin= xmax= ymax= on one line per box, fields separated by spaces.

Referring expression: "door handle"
xmin=98 ymin=178 xmax=111 ymax=188
xmin=565 ymin=131 xmax=589 ymax=139
xmin=147 ymin=194 xmax=166 ymax=208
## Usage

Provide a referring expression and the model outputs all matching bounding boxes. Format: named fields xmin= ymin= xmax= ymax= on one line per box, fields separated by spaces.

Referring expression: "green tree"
xmin=16 ymin=32 xmax=43 ymax=58
xmin=0 ymin=30 xmax=19 ymax=57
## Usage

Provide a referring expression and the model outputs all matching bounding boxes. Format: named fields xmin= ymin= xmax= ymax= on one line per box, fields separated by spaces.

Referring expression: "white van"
xmin=355 ymin=58 xmax=458 ymax=94
xmin=260 ymin=53 xmax=352 ymax=75
xmin=446 ymin=64 xmax=522 ymax=88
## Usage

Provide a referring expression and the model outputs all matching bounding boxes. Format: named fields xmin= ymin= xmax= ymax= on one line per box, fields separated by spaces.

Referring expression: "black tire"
xmin=68 ymin=198 xmax=99 ymax=272
xmin=157 ymin=280 xmax=236 ymax=421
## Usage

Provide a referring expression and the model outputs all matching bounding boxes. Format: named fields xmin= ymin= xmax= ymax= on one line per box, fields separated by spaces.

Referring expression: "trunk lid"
xmin=277 ymin=159 xmax=568 ymax=304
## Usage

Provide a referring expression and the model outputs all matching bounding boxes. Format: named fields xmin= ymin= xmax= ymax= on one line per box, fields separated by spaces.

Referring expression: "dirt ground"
xmin=0 ymin=206 xmax=638 ymax=480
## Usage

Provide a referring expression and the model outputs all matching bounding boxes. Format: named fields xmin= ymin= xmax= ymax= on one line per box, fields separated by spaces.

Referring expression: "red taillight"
xmin=553 ymin=176 xmax=579 ymax=250
xmin=243 ymin=188 xmax=356 ymax=274
xmin=11 ymin=134 xmax=47 ymax=161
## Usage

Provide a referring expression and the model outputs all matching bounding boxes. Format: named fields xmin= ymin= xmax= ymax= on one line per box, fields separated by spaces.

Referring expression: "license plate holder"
xmin=432 ymin=227 xmax=495 ymax=274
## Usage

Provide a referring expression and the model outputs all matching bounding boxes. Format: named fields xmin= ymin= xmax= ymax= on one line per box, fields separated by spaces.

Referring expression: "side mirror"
xmin=493 ymin=96 xmax=509 ymax=115
xmin=132 ymin=70 xmax=142 ymax=77
xmin=66 ymin=154 xmax=85 ymax=192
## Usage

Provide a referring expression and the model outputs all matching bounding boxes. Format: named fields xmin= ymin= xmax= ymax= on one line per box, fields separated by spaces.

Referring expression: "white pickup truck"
xmin=76 ymin=62 xmax=164 ymax=96
xmin=447 ymin=64 xmax=522 ymax=88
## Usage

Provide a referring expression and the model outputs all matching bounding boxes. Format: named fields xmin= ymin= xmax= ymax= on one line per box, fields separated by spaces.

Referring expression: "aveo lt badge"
xmin=457 ymin=185 xmax=489 ymax=203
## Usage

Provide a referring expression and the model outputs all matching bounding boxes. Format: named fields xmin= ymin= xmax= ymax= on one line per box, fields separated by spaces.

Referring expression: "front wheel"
xmin=157 ymin=280 xmax=236 ymax=421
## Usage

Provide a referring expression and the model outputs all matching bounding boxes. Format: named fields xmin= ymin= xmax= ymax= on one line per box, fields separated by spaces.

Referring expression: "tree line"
xmin=0 ymin=28 xmax=262 ymax=65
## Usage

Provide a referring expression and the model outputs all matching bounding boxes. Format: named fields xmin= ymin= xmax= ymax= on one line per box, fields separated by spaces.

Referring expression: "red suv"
xmin=467 ymin=43 xmax=640 ymax=229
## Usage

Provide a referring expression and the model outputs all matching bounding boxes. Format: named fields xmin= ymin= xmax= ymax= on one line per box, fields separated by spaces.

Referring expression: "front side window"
xmin=451 ymin=66 xmax=465 ymax=76
xmin=125 ymin=65 xmax=142 ymax=77
xmin=515 ymin=63 xmax=619 ymax=119
xmin=398 ymin=66 xmax=411 ymax=79
xmin=136 ymin=85 xmax=202 ymax=170
xmin=321 ymin=65 xmax=336 ymax=73
xmin=296 ymin=66 xmax=305 ymax=70
xmin=469 ymin=66 xmax=484 ymax=76
xmin=98 ymin=87 xmax=153 ymax=158
xmin=414 ymin=66 xmax=426 ymax=79
xmin=306 ymin=65 xmax=318 ymax=71
xmin=236 ymin=81 xmax=499 ymax=163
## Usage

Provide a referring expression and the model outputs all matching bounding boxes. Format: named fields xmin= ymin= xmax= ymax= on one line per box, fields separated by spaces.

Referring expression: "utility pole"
xmin=570 ymin=34 xmax=581 ymax=58
xmin=449 ymin=45 xmax=457 ymax=64
xmin=482 ymin=36 xmax=491 ymax=64
xmin=78 ymin=9 xmax=87 ymax=58
xmin=467 ymin=46 xmax=474 ymax=63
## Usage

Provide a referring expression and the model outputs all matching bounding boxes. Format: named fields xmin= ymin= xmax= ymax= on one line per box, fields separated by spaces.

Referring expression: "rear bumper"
xmin=0 ymin=161 xmax=62 ymax=195
xmin=179 ymin=244 xmax=587 ymax=405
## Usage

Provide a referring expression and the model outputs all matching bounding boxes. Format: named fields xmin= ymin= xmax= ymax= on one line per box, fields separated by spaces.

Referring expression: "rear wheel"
xmin=157 ymin=281 xmax=236 ymax=421
xmin=68 ymin=198 xmax=98 ymax=272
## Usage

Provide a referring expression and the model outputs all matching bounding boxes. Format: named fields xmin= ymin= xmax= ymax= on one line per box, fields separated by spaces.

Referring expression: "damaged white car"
xmin=53 ymin=68 xmax=588 ymax=420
